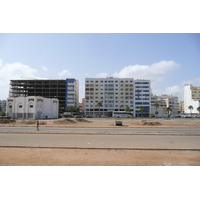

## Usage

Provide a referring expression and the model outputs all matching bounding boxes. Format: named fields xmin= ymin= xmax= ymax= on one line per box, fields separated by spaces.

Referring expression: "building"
xmin=151 ymin=94 xmax=179 ymax=115
xmin=79 ymin=98 xmax=85 ymax=113
xmin=184 ymin=84 xmax=200 ymax=114
xmin=179 ymin=101 xmax=184 ymax=113
xmin=0 ymin=100 xmax=6 ymax=112
xmin=6 ymin=96 xmax=59 ymax=119
xmin=85 ymin=77 xmax=151 ymax=117
xmin=9 ymin=78 xmax=79 ymax=113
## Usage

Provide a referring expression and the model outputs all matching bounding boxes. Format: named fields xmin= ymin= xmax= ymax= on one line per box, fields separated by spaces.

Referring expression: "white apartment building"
xmin=184 ymin=84 xmax=200 ymax=114
xmin=0 ymin=100 xmax=6 ymax=112
xmin=85 ymin=77 xmax=151 ymax=117
xmin=6 ymin=96 xmax=59 ymax=119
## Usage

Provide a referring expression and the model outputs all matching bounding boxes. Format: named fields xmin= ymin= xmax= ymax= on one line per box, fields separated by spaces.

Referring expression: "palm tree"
xmin=125 ymin=106 xmax=131 ymax=112
xmin=139 ymin=106 xmax=145 ymax=118
xmin=197 ymin=106 xmax=200 ymax=115
xmin=68 ymin=105 xmax=74 ymax=113
xmin=153 ymin=103 xmax=159 ymax=118
xmin=188 ymin=105 xmax=193 ymax=116
xmin=97 ymin=101 xmax=103 ymax=117
xmin=166 ymin=107 xmax=172 ymax=118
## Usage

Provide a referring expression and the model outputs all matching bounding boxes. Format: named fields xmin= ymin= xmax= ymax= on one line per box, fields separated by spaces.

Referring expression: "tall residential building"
xmin=184 ymin=84 xmax=200 ymax=114
xmin=0 ymin=100 xmax=6 ymax=112
xmin=85 ymin=77 xmax=151 ymax=117
xmin=9 ymin=78 xmax=79 ymax=113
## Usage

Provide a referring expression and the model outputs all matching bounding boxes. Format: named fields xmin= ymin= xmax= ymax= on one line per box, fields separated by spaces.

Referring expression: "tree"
xmin=197 ymin=107 xmax=200 ymax=115
xmin=0 ymin=106 xmax=2 ymax=112
xmin=0 ymin=112 xmax=6 ymax=117
xmin=139 ymin=106 xmax=145 ymax=118
xmin=166 ymin=107 xmax=172 ymax=117
xmin=125 ymin=106 xmax=131 ymax=112
xmin=97 ymin=101 xmax=103 ymax=117
xmin=68 ymin=105 xmax=74 ymax=112
xmin=188 ymin=105 xmax=193 ymax=115
xmin=153 ymin=103 xmax=159 ymax=118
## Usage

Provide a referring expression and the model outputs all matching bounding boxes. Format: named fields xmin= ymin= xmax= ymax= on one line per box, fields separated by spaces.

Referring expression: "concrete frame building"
xmin=85 ymin=77 xmax=151 ymax=117
xmin=6 ymin=96 xmax=59 ymax=119
xmin=184 ymin=84 xmax=200 ymax=114
xmin=9 ymin=78 xmax=79 ymax=113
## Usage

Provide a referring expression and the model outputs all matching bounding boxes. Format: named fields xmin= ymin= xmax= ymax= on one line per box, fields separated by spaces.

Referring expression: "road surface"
xmin=0 ymin=132 xmax=200 ymax=150
xmin=0 ymin=127 xmax=200 ymax=135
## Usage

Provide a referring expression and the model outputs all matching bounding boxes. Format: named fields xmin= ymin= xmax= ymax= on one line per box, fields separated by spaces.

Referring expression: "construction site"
xmin=9 ymin=79 xmax=78 ymax=113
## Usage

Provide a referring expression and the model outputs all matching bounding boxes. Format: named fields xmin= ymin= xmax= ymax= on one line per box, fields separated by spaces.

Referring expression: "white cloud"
xmin=0 ymin=59 xmax=37 ymax=99
xmin=112 ymin=60 xmax=180 ymax=82
xmin=58 ymin=70 xmax=72 ymax=77
xmin=96 ymin=73 xmax=109 ymax=78
xmin=42 ymin=65 xmax=48 ymax=71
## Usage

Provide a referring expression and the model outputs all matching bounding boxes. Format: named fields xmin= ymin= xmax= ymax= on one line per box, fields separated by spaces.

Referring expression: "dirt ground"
xmin=0 ymin=118 xmax=200 ymax=166
xmin=1 ymin=117 xmax=200 ymax=128
xmin=1 ymin=148 xmax=200 ymax=166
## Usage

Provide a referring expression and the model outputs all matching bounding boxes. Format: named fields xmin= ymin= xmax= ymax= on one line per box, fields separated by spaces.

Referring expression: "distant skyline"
xmin=0 ymin=33 xmax=200 ymax=102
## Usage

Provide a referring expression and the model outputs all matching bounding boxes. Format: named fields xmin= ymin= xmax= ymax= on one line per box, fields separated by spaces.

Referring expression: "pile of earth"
xmin=75 ymin=119 xmax=92 ymax=123
xmin=135 ymin=120 xmax=161 ymax=126
xmin=0 ymin=119 xmax=16 ymax=124
xmin=53 ymin=118 xmax=92 ymax=124
xmin=20 ymin=120 xmax=47 ymax=125
xmin=54 ymin=118 xmax=76 ymax=124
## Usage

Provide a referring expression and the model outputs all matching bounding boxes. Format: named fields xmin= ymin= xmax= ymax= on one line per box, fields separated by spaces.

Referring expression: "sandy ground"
xmin=1 ymin=117 xmax=200 ymax=128
xmin=0 ymin=148 xmax=200 ymax=166
xmin=0 ymin=118 xmax=200 ymax=166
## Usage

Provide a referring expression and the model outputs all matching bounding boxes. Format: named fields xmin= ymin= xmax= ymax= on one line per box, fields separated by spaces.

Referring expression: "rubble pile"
xmin=135 ymin=120 xmax=161 ymax=126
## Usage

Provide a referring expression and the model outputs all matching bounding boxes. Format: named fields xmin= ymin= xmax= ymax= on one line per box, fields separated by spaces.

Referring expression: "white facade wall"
xmin=6 ymin=96 xmax=58 ymax=119
xmin=184 ymin=84 xmax=200 ymax=114
xmin=85 ymin=77 xmax=151 ymax=117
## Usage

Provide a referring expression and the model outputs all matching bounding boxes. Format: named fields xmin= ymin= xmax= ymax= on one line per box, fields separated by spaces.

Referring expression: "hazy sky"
xmin=0 ymin=33 xmax=199 ymax=101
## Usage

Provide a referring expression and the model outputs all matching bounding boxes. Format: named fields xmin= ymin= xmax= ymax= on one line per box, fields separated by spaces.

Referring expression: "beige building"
xmin=151 ymin=94 xmax=179 ymax=115
xmin=79 ymin=98 xmax=85 ymax=113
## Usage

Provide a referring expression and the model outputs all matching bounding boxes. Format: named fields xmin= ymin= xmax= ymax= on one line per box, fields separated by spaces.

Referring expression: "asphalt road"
xmin=0 ymin=127 xmax=200 ymax=135
xmin=0 ymin=132 xmax=200 ymax=150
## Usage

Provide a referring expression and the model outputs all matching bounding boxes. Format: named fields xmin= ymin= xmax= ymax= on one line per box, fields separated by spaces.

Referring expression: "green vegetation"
xmin=188 ymin=105 xmax=193 ymax=115
xmin=97 ymin=101 xmax=103 ymax=117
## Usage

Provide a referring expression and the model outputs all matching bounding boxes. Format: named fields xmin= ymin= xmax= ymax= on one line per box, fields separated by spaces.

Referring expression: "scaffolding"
xmin=9 ymin=79 xmax=66 ymax=113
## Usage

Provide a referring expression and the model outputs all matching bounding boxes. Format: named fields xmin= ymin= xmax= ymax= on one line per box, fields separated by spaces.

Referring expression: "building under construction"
xmin=9 ymin=78 xmax=79 ymax=113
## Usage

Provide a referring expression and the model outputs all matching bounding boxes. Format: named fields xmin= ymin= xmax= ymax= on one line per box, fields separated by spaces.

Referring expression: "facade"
xmin=6 ymin=96 xmax=59 ymax=119
xmin=179 ymin=101 xmax=184 ymax=113
xmin=151 ymin=94 xmax=179 ymax=115
xmin=79 ymin=98 xmax=85 ymax=113
xmin=85 ymin=77 xmax=151 ymax=117
xmin=9 ymin=78 xmax=79 ymax=113
xmin=0 ymin=100 xmax=6 ymax=112
xmin=184 ymin=84 xmax=200 ymax=114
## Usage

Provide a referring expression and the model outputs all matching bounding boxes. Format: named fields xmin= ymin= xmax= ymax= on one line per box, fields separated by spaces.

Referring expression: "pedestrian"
xmin=36 ymin=120 xmax=39 ymax=131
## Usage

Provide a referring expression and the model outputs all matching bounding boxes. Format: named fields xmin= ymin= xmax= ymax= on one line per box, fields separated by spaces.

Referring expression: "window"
xmin=30 ymin=105 xmax=33 ymax=108
xmin=19 ymin=105 xmax=22 ymax=108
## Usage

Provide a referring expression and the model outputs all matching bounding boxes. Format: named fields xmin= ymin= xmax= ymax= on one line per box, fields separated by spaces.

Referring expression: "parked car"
xmin=85 ymin=115 xmax=93 ymax=118
xmin=73 ymin=115 xmax=82 ymax=118
xmin=101 ymin=115 xmax=108 ymax=118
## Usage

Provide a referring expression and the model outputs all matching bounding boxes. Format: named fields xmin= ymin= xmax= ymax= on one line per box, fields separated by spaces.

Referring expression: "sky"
xmin=0 ymin=33 xmax=200 ymax=102
xmin=1 ymin=1 xmax=200 ymax=198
